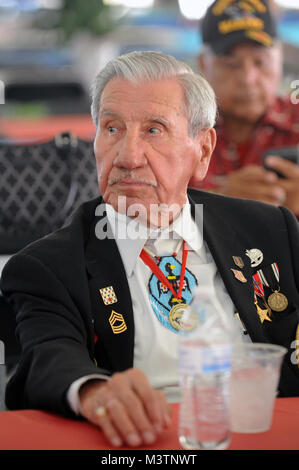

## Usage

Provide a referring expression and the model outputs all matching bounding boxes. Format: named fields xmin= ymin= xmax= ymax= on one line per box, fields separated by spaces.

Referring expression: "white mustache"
xmin=108 ymin=172 xmax=157 ymax=188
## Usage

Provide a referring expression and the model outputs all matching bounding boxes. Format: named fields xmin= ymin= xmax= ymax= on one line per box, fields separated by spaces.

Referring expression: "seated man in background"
xmin=195 ymin=0 xmax=299 ymax=216
xmin=1 ymin=51 xmax=299 ymax=449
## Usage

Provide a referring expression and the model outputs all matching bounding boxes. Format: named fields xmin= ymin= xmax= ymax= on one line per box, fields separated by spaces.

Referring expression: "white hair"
xmin=90 ymin=51 xmax=217 ymax=138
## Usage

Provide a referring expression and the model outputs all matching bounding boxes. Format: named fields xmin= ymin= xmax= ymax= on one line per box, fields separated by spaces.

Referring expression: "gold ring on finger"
xmin=95 ymin=406 xmax=107 ymax=417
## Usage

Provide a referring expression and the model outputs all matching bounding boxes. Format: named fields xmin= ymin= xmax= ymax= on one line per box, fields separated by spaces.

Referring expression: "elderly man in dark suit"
xmin=1 ymin=51 xmax=299 ymax=448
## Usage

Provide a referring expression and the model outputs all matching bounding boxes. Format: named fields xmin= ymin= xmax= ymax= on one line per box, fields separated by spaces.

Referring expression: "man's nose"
xmin=240 ymin=61 xmax=260 ymax=86
xmin=113 ymin=130 xmax=147 ymax=169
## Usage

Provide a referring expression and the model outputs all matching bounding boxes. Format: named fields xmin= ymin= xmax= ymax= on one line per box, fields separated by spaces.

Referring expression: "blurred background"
xmin=0 ymin=0 xmax=298 ymax=142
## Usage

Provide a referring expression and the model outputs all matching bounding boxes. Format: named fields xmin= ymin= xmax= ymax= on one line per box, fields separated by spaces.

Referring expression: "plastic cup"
xmin=229 ymin=343 xmax=286 ymax=433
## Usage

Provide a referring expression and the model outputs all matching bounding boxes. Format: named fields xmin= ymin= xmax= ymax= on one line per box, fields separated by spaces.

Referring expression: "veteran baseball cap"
xmin=201 ymin=0 xmax=278 ymax=55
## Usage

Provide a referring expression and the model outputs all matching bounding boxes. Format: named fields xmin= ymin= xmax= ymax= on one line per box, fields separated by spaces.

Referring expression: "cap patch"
xmin=219 ymin=17 xmax=264 ymax=34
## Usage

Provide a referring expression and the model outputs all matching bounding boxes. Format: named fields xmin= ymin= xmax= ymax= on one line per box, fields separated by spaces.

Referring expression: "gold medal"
xmin=267 ymin=290 xmax=288 ymax=312
xmin=254 ymin=299 xmax=272 ymax=324
xmin=253 ymin=263 xmax=288 ymax=313
xmin=169 ymin=304 xmax=198 ymax=332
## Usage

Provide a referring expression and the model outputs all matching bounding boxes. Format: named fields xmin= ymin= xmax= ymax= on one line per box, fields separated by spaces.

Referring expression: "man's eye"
xmin=148 ymin=127 xmax=160 ymax=134
xmin=108 ymin=126 xmax=118 ymax=133
xmin=255 ymin=59 xmax=270 ymax=69
xmin=223 ymin=60 xmax=240 ymax=69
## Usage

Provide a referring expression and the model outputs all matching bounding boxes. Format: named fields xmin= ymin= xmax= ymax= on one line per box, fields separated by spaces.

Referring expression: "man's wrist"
xmin=67 ymin=374 xmax=109 ymax=415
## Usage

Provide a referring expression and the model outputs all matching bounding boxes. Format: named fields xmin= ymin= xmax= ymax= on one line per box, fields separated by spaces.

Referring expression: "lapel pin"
xmin=109 ymin=310 xmax=127 ymax=334
xmin=231 ymin=268 xmax=247 ymax=283
xmin=245 ymin=248 xmax=264 ymax=267
xmin=232 ymin=256 xmax=244 ymax=269
xmin=100 ymin=286 xmax=118 ymax=305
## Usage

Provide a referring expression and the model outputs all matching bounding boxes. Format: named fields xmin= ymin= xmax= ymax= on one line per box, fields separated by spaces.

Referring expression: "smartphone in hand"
xmin=262 ymin=146 xmax=299 ymax=178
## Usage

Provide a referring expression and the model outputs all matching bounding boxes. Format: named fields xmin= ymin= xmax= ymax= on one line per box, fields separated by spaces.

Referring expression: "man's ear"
xmin=189 ymin=128 xmax=216 ymax=186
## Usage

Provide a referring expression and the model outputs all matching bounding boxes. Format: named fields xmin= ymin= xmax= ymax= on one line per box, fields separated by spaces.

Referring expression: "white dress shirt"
xmin=67 ymin=201 xmax=247 ymax=413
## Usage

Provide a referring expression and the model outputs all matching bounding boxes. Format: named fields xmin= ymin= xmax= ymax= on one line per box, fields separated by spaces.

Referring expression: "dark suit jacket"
xmin=1 ymin=189 xmax=299 ymax=417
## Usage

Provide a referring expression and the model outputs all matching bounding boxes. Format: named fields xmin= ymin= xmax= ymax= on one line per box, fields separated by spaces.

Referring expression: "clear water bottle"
xmin=178 ymin=286 xmax=233 ymax=450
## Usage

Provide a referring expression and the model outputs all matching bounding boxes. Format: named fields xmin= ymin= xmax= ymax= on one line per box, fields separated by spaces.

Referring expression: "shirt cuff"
xmin=67 ymin=374 xmax=109 ymax=415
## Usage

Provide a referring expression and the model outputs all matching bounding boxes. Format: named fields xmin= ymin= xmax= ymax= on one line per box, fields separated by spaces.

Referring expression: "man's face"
xmin=94 ymin=77 xmax=214 ymax=225
xmin=200 ymin=43 xmax=282 ymax=123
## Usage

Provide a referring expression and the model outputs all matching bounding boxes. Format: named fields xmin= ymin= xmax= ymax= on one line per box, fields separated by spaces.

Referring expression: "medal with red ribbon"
xmin=255 ymin=263 xmax=288 ymax=312
xmin=252 ymin=272 xmax=265 ymax=298
xmin=252 ymin=272 xmax=272 ymax=323
xmin=140 ymin=240 xmax=197 ymax=331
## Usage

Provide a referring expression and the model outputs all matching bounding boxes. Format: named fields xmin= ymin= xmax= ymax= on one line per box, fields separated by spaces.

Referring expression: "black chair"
xmin=0 ymin=131 xmax=99 ymax=254
xmin=0 ymin=131 xmax=100 ymax=372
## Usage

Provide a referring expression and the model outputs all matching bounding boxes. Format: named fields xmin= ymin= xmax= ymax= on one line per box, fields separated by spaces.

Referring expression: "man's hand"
xmin=265 ymin=156 xmax=299 ymax=215
xmin=79 ymin=368 xmax=172 ymax=448
xmin=220 ymin=165 xmax=286 ymax=206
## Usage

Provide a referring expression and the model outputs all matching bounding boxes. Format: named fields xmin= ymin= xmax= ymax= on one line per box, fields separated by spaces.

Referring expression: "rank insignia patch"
xmin=109 ymin=310 xmax=127 ymax=334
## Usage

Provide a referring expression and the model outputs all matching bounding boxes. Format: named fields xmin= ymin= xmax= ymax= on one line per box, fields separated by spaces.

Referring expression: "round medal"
xmin=169 ymin=303 xmax=198 ymax=332
xmin=267 ymin=291 xmax=288 ymax=312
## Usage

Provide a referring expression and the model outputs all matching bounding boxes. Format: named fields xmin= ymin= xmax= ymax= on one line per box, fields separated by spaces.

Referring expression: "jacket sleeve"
xmin=275 ymin=207 xmax=299 ymax=397
xmin=1 ymin=252 xmax=109 ymax=417
xmin=280 ymin=206 xmax=299 ymax=291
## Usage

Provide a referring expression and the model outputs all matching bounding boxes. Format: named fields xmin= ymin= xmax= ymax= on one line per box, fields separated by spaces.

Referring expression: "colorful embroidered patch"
xmin=148 ymin=255 xmax=197 ymax=333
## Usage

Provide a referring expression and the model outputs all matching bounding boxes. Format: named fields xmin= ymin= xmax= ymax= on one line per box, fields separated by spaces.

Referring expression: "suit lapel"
xmin=85 ymin=208 xmax=134 ymax=372
xmin=189 ymin=194 xmax=266 ymax=343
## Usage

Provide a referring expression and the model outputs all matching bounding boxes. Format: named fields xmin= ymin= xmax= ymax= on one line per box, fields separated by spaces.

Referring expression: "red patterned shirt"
xmin=197 ymin=96 xmax=299 ymax=191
